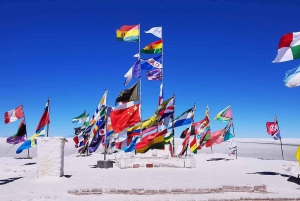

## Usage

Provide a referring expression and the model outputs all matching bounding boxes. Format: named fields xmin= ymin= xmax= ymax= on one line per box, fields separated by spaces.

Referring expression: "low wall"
xmin=114 ymin=150 xmax=196 ymax=169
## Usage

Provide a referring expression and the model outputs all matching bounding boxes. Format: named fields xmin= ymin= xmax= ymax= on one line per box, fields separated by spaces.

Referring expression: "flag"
xmin=159 ymin=83 xmax=163 ymax=105
xmin=4 ymin=105 xmax=24 ymax=124
xmin=127 ymin=124 xmax=159 ymax=137
xmin=157 ymin=97 xmax=174 ymax=122
xmin=145 ymin=27 xmax=162 ymax=38
xmin=127 ymin=115 xmax=159 ymax=135
xmin=90 ymin=90 xmax=107 ymax=126
xmin=273 ymin=32 xmax=300 ymax=63
xmin=266 ymin=116 xmax=282 ymax=140
xmin=116 ymin=24 xmax=139 ymax=42
xmin=115 ymin=136 xmax=133 ymax=150
xmin=206 ymin=121 xmax=233 ymax=147
xmin=73 ymin=133 xmax=85 ymax=148
xmin=229 ymin=149 xmax=236 ymax=156
xmin=136 ymin=129 xmax=167 ymax=153
xmin=72 ymin=111 xmax=86 ymax=123
xmin=296 ymin=145 xmax=300 ymax=166
xmin=190 ymin=135 xmax=197 ymax=154
xmin=122 ymin=136 xmax=139 ymax=152
xmin=133 ymin=53 xmax=140 ymax=58
xmin=91 ymin=107 xmax=107 ymax=139
xmin=141 ymin=55 xmax=163 ymax=70
xmin=88 ymin=118 xmax=106 ymax=153
xmin=164 ymin=131 xmax=174 ymax=144
xmin=179 ymin=124 xmax=192 ymax=156
xmin=284 ymin=65 xmax=300 ymax=87
xmin=170 ymin=107 xmax=195 ymax=128
xmin=74 ymin=126 xmax=86 ymax=135
xmin=115 ymin=81 xmax=139 ymax=105
xmin=124 ymin=59 xmax=141 ymax=85
xmin=141 ymin=40 xmax=163 ymax=54
xmin=111 ymin=101 xmax=141 ymax=132
xmin=16 ymin=126 xmax=45 ymax=154
xmin=6 ymin=120 xmax=26 ymax=144
xmin=36 ymin=99 xmax=50 ymax=133
xmin=214 ymin=105 xmax=233 ymax=122
xmin=147 ymin=68 xmax=162 ymax=81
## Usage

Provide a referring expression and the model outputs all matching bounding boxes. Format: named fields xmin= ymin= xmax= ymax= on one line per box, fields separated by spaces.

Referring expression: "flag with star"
xmin=110 ymin=101 xmax=141 ymax=132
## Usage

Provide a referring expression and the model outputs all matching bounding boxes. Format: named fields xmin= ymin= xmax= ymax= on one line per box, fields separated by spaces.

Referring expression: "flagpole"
xmin=138 ymin=24 xmax=143 ymax=141
xmin=104 ymin=89 xmax=108 ymax=161
xmin=21 ymin=104 xmax=30 ymax=158
xmin=46 ymin=97 xmax=50 ymax=137
xmin=276 ymin=115 xmax=284 ymax=160
xmin=172 ymin=94 xmax=175 ymax=156
xmin=231 ymin=122 xmax=237 ymax=159
xmin=186 ymin=103 xmax=196 ymax=157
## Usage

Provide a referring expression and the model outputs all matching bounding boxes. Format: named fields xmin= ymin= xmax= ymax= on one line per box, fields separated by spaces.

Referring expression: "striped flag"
xmin=90 ymin=90 xmax=107 ymax=126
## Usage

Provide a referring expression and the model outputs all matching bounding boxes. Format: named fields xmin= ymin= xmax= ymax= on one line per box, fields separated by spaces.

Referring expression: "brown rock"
xmin=146 ymin=164 xmax=153 ymax=168
xmin=133 ymin=164 xmax=140 ymax=168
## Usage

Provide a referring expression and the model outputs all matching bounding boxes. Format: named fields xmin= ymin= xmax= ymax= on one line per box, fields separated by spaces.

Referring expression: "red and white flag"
xmin=4 ymin=105 xmax=24 ymax=124
xmin=266 ymin=117 xmax=279 ymax=135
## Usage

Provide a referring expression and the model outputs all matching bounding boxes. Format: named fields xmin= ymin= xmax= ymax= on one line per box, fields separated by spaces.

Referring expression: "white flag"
xmin=145 ymin=27 xmax=162 ymax=38
xmin=124 ymin=67 xmax=133 ymax=86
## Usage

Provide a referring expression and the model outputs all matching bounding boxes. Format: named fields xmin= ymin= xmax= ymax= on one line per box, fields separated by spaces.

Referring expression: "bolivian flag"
xmin=189 ymin=136 xmax=197 ymax=154
xmin=141 ymin=40 xmax=163 ymax=54
xmin=136 ymin=129 xmax=167 ymax=153
xmin=116 ymin=25 xmax=139 ymax=42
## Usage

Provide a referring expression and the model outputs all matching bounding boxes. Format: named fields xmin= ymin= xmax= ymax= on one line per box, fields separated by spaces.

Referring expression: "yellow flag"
xmin=296 ymin=145 xmax=300 ymax=166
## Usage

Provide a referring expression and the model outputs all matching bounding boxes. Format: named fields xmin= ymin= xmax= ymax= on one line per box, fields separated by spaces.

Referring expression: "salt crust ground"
xmin=1 ymin=138 xmax=300 ymax=200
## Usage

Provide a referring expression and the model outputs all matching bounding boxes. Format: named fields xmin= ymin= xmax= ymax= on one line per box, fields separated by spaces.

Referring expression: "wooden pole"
xmin=21 ymin=104 xmax=30 ymax=158
xmin=138 ymin=23 xmax=143 ymax=141
xmin=276 ymin=115 xmax=284 ymax=160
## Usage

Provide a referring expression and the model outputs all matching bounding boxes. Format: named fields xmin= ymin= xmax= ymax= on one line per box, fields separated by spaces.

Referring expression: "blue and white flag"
xmin=168 ymin=107 xmax=195 ymax=128
xmin=124 ymin=59 xmax=141 ymax=85
xmin=147 ymin=69 xmax=162 ymax=81
xmin=141 ymin=55 xmax=162 ymax=70
xmin=284 ymin=65 xmax=300 ymax=88
xmin=122 ymin=136 xmax=140 ymax=152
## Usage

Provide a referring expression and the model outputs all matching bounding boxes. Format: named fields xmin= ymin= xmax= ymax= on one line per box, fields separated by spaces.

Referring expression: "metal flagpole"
xmin=21 ymin=104 xmax=30 ymax=158
xmin=138 ymin=24 xmax=143 ymax=141
xmin=104 ymin=89 xmax=108 ymax=161
xmin=46 ymin=97 xmax=50 ymax=137
xmin=276 ymin=115 xmax=284 ymax=160
xmin=172 ymin=94 xmax=175 ymax=156
xmin=231 ymin=122 xmax=237 ymax=159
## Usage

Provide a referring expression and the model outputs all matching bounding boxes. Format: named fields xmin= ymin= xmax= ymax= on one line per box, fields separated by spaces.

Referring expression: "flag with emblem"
xmin=214 ymin=105 xmax=233 ymax=122
xmin=116 ymin=24 xmax=139 ymax=42
xmin=141 ymin=55 xmax=163 ymax=70
xmin=266 ymin=116 xmax=282 ymax=140
xmin=141 ymin=40 xmax=163 ymax=54
xmin=110 ymin=101 xmax=141 ymax=132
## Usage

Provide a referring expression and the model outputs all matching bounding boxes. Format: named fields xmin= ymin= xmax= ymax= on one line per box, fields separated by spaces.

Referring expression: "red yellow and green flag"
xmin=141 ymin=39 xmax=163 ymax=54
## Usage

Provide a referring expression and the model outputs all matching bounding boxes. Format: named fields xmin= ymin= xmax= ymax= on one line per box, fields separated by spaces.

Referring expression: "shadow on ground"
xmin=24 ymin=162 xmax=36 ymax=166
xmin=0 ymin=177 xmax=22 ymax=186
xmin=248 ymin=171 xmax=300 ymax=186
xmin=207 ymin=158 xmax=234 ymax=161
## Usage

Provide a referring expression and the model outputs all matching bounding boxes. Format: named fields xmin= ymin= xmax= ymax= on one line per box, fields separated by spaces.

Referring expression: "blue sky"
xmin=0 ymin=0 xmax=300 ymax=139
